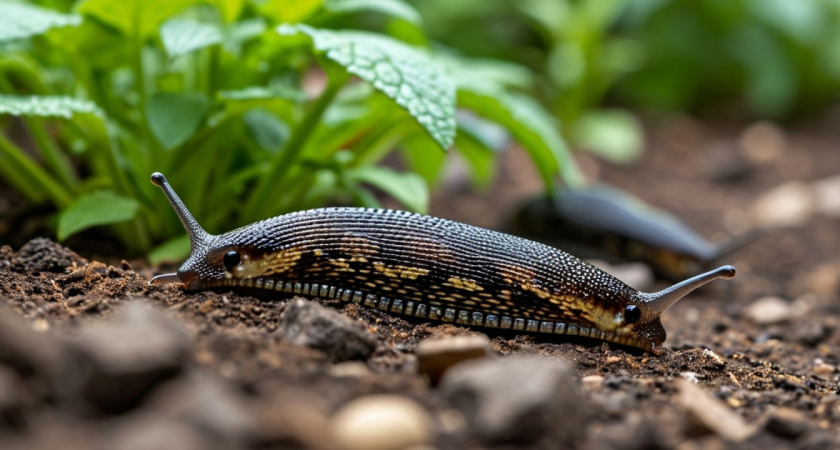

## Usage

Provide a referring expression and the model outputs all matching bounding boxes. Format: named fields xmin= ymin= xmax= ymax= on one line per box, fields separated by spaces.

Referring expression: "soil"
xmin=0 ymin=115 xmax=838 ymax=449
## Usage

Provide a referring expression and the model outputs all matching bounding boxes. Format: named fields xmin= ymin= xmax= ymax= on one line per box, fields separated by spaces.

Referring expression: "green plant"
xmin=0 ymin=0 xmax=578 ymax=262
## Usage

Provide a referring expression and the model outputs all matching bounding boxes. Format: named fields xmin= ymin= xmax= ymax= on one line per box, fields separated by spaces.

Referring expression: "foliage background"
xmin=1 ymin=0 xmax=838 ymax=261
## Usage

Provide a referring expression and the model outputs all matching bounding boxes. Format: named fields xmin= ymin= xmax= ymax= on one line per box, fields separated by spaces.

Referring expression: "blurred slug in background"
xmin=508 ymin=184 xmax=759 ymax=281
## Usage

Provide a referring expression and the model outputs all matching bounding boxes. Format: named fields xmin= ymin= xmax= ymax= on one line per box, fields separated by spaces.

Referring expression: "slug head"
xmin=620 ymin=265 xmax=736 ymax=352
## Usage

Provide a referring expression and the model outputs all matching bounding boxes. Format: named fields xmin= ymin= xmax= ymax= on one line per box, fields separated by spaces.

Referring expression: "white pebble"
xmin=331 ymin=395 xmax=434 ymax=450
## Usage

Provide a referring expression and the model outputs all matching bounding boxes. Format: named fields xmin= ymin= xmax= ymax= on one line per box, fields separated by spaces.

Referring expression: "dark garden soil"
xmin=0 ymin=115 xmax=839 ymax=449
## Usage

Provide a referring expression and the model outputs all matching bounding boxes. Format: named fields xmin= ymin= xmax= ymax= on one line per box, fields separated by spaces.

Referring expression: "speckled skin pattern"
xmin=177 ymin=208 xmax=666 ymax=352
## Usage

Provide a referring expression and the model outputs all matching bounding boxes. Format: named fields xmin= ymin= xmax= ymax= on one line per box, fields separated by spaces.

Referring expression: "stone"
xmin=279 ymin=298 xmax=378 ymax=362
xmin=677 ymin=379 xmax=756 ymax=442
xmin=439 ymin=355 xmax=587 ymax=446
xmin=750 ymin=182 xmax=814 ymax=228
xmin=813 ymin=174 xmax=840 ymax=218
xmin=793 ymin=320 xmax=830 ymax=347
xmin=330 ymin=395 xmax=433 ymax=450
xmin=416 ymin=335 xmax=492 ymax=384
xmin=145 ymin=371 xmax=256 ymax=447
xmin=765 ymin=407 xmax=809 ymax=439
xmin=738 ymin=121 xmax=786 ymax=164
xmin=67 ymin=302 xmax=191 ymax=413
xmin=107 ymin=416 xmax=212 ymax=450
xmin=742 ymin=296 xmax=791 ymax=325
xmin=0 ymin=306 xmax=64 ymax=380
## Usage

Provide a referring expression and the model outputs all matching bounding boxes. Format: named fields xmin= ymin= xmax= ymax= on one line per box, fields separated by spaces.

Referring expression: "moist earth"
xmin=0 ymin=117 xmax=838 ymax=449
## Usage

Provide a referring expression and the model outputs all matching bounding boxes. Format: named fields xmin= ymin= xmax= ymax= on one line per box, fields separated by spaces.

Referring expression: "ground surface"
xmin=0 ymin=116 xmax=838 ymax=449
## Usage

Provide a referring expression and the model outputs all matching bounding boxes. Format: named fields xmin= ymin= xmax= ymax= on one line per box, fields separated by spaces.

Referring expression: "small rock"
xmin=738 ymin=121 xmax=786 ymax=164
xmin=750 ymin=182 xmax=814 ymax=228
xmin=68 ymin=302 xmax=191 ymax=413
xmin=416 ymin=335 xmax=492 ymax=384
xmin=279 ymin=298 xmax=378 ymax=362
xmin=742 ymin=296 xmax=791 ymax=325
xmin=677 ymin=379 xmax=756 ymax=442
xmin=793 ymin=320 xmax=830 ymax=347
xmin=12 ymin=238 xmax=86 ymax=273
xmin=107 ymin=416 xmax=212 ymax=450
xmin=808 ymin=263 xmax=840 ymax=297
xmin=813 ymin=174 xmax=840 ymax=218
xmin=257 ymin=400 xmax=334 ymax=449
xmin=581 ymin=375 xmax=605 ymax=392
xmin=765 ymin=407 xmax=809 ymax=439
xmin=812 ymin=360 xmax=835 ymax=377
xmin=0 ymin=307 xmax=64 ymax=388
xmin=330 ymin=395 xmax=433 ymax=450
xmin=145 ymin=371 xmax=256 ymax=446
xmin=439 ymin=355 xmax=587 ymax=446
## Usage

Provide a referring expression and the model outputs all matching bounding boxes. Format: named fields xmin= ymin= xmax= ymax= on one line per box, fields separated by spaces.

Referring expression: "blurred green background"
xmin=1 ymin=0 xmax=838 ymax=259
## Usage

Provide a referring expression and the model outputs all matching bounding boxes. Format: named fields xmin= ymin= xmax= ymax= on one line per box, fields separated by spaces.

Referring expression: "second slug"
xmin=149 ymin=172 xmax=735 ymax=354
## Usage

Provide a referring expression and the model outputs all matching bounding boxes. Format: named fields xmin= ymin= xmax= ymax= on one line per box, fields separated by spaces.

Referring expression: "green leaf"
xmin=0 ymin=95 xmax=102 ymax=118
xmin=212 ymin=0 xmax=244 ymax=23
xmin=160 ymin=19 xmax=223 ymax=58
xmin=459 ymin=89 xmax=582 ymax=188
xmin=58 ymin=190 xmax=140 ymax=240
xmin=148 ymin=234 xmax=190 ymax=264
xmin=350 ymin=166 xmax=428 ymax=213
xmin=146 ymin=92 xmax=210 ymax=150
xmin=278 ymin=24 xmax=456 ymax=150
xmin=454 ymin=124 xmax=497 ymax=188
xmin=78 ymin=0 xmax=196 ymax=38
xmin=401 ymin=133 xmax=445 ymax=186
xmin=571 ymin=110 xmax=643 ymax=164
xmin=262 ymin=0 xmax=323 ymax=23
xmin=324 ymin=0 xmax=422 ymax=25
xmin=0 ymin=2 xmax=81 ymax=42
xmin=244 ymin=108 xmax=290 ymax=151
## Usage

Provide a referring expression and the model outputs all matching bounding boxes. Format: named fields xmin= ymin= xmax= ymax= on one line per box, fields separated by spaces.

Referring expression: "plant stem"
xmin=0 ymin=134 xmax=72 ymax=207
xmin=241 ymin=71 xmax=350 ymax=221
xmin=25 ymin=118 xmax=78 ymax=190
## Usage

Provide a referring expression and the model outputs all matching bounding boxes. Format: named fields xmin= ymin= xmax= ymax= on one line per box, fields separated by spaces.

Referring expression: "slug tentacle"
xmin=148 ymin=172 xmax=736 ymax=353
xmin=639 ymin=265 xmax=736 ymax=322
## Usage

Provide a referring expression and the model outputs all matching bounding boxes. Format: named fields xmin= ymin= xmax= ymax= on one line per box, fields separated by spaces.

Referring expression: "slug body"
xmin=150 ymin=173 xmax=735 ymax=354
xmin=510 ymin=184 xmax=754 ymax=280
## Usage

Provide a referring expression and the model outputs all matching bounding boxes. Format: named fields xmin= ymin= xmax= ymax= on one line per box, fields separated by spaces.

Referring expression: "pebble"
xmin=145 ymin=371 xmax=256 ymax=446
xmin=67 ymin=302 xmax=191 ymax=413
xmin=742 ymin=296 xmax=791 ymax=325
xmin=793 ymin=320 xmax=830 ymax=347
xmin=812 ymin=360 xmax=835 ymax=377
xmin=750 ymin=182 xmax=814 ymax=228
xmin=765 ymin=407 xmax=809 ymax=439
xmin=808 ymin=263 xmax=840 ymax=297
xmin=738 ymin=121 xmax=786 ymax=164
xmin=416 ymin=335 xmax=492 ymax=383
xmin=439 ymin=355 xmax=587 ymax=446
xmin=330 ymin=395 xmax=433 ymax=450
xmin=107 ymin=416 xmax=212 ymax=450
xmin=677 ymin=379 xmax=756 ymax=442
xmin=279 ymin=298 xmax=378 ymax=362
xmin=813 ymin=174 xmax=840 ymax=218
xmin=581 ymin=374 xmax=605 ymax=392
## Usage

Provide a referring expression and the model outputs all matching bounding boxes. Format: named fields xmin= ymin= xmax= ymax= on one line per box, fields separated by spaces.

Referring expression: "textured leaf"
xmin=351 ymin=166 xmax=428 ymax=213
xmin=0 ymin=95 xmax=102 ymax=118
xmin=146 ymin=92 xmax=210 ymax=149
xmin=58 ymin=190 xmax=140 ymax=240
xmin=278 ymin=24 xmax=456 ymax=150
xmin=0 ymin=2 xmax=81 ymax=42
xmin=572 ymin=109 xmax=643 ymax=164
xmin=160 ymin=19 xmax=223 ymax=58
xmin=78 ymin=0 xmax=196 ymax=38
xmin=325 ymin=0 xmax=422 ymax=25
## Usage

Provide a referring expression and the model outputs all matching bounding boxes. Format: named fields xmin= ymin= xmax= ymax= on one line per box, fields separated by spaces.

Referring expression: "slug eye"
xmin=624 ymin=305 xmax=641 ymax=324
xmin=223 ymin=251 xmax=241 ymax=271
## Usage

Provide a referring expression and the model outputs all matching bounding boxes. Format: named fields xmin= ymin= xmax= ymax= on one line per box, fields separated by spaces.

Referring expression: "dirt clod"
xmin=12 ymin=237 xmax=86 ymax=274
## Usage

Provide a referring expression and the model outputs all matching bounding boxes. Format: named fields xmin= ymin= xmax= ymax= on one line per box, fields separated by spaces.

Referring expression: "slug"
xmin=149 ymin=173 xmax=735 ymax=353
xmin=509 ymin=184 xmax=756 ymax=281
